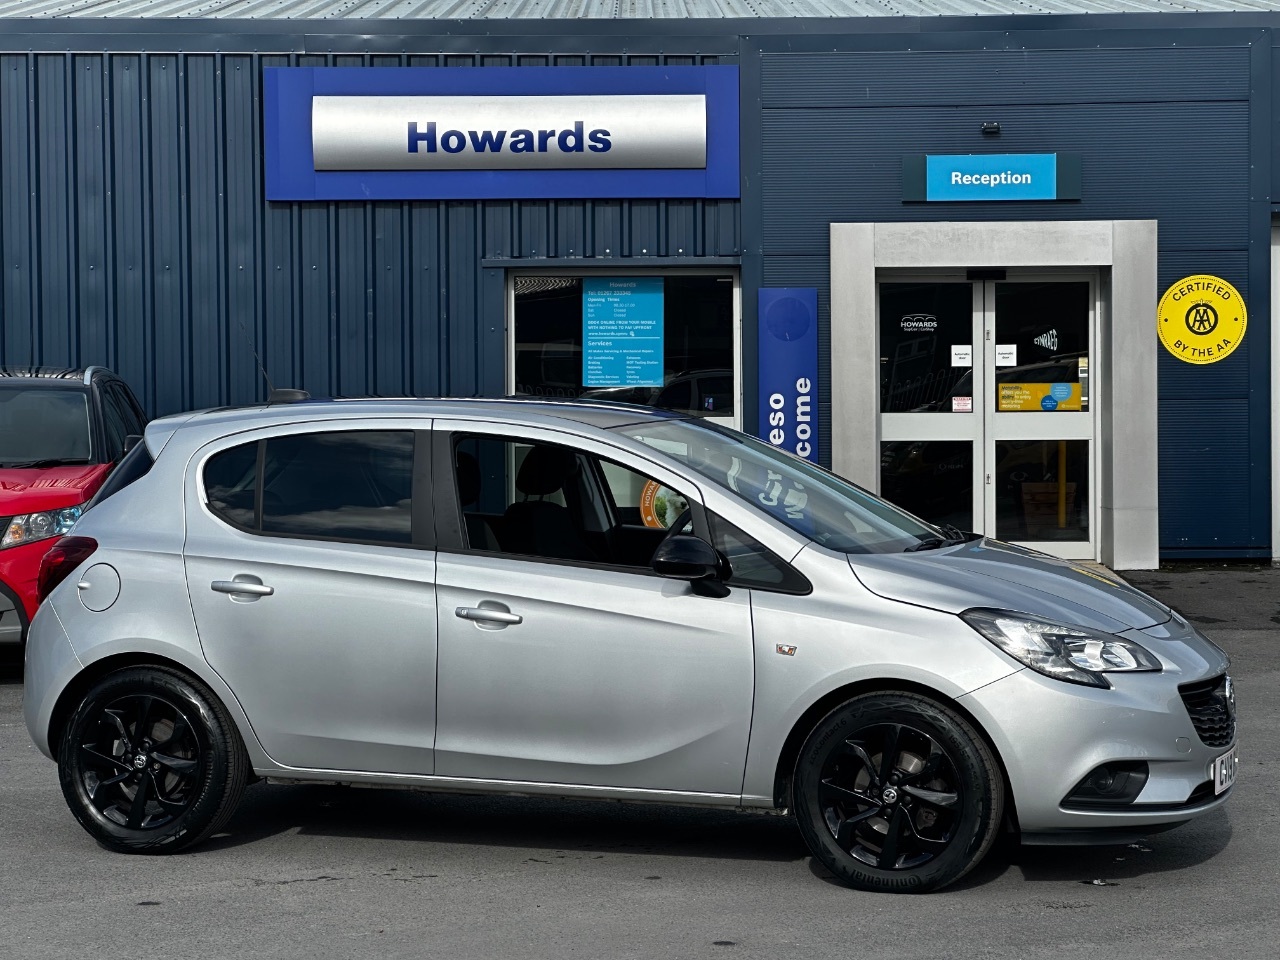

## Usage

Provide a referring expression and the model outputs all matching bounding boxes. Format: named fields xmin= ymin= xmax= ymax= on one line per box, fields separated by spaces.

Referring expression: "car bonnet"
xmin=847 ymin=538 xmax=1171 ymax=633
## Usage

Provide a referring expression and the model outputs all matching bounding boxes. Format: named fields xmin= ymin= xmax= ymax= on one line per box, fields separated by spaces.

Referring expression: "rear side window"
xmin=203 ymin=431 xmax=417 ymax=547
xmin=205 ymin=442 xmax=259 ymax=528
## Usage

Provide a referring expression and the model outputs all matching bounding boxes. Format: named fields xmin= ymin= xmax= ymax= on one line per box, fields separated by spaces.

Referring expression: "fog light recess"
xmin=1062 ymin=761 xmax=1150 ymax=808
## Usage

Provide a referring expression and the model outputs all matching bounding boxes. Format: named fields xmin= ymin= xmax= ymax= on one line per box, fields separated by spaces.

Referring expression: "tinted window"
xmin=618 ymin=420 xmax=940 ymax=554
xmin=204 ymin=441 xmax=259 ymax=529
xmin=101 ymin=389 xmax=129 ymax=462
xmin=453 ymin=435 xmax=692 ymax=568
xmin=110 ymin=383 xmax=147 ymax=436
xmin=0 ymin=387 xmax=92 ymax=466
xmin=708 ymin=511 xmax=809 ymax=594
xmin=261 ymin=432 xmax=414 ymax=544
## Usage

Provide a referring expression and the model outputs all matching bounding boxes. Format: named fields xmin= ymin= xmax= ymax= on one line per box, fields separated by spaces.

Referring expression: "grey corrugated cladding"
xmin=3 ymin=0 xmax=1280 ymax=18
xmin=0 ymin=49 xmax=738 ymax=416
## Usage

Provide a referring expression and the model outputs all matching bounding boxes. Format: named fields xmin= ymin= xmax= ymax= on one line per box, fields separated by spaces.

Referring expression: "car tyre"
xmin=58 ymin=666 xmax=249 ymax=854
xmin=793 ymin=691 xmax=1004 ymax=893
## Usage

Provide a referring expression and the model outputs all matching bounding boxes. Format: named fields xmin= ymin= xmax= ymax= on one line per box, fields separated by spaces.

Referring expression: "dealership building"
xmin=1 ymin=1 xmax=1279 ymax=569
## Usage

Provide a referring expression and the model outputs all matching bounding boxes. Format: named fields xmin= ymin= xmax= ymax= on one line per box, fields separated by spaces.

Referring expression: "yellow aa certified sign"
xmin=1158 ymin=274 xmax=1247 ymax=364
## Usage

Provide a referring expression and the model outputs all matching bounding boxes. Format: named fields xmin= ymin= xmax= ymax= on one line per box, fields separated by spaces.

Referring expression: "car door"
xmin=431 ymin=419 xmax=755 ymax=798
xmin=183 ymin=421 xmax=439 ymax=776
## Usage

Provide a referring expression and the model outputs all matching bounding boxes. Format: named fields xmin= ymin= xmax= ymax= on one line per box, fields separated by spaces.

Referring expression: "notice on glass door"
xmin=951 ymin=345 xmax=973 ymax=367
xmin=582 ymin=278 xmax=665 ymax=387
xmin=996 ymin=344 xmax=1018 ymax=367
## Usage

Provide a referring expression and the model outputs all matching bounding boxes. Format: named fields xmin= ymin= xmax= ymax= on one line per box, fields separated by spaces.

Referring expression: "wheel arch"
xmin=771 ymin=678 xmax=1020 ymax=833
xmin=47 ymin=651 xmax=243 ymax=763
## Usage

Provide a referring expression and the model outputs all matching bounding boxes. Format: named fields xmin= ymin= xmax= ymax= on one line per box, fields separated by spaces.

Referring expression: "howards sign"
xmin=265 ymin=66 xmax=739 ymax=201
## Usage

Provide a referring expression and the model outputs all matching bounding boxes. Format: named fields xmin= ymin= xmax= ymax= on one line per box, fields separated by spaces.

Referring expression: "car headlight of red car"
xmin=2 ymin=503 xmax=85 ymax=549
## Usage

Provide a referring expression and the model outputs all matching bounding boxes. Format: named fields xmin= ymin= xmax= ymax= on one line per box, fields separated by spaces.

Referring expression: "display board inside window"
xmin=513 ymin=275 xmax=735 ymax=417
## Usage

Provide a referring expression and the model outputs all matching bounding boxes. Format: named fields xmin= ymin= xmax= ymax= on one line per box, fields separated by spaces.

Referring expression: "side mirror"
xmin=652 ymin=536 xmax=730 ymax=597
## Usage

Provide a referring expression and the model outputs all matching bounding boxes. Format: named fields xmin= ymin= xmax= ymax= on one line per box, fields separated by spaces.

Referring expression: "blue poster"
xmin=758 ymin=288 xmax=819 ymax=464
xmin=582 ymin=278 xmax=665 ymax=387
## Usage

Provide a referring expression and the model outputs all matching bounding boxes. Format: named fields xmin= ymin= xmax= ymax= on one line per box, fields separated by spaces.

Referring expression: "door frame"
xmin=830 ymin=220 xmax=1159 ymax=570
xmin=876 ymin=272 xmax=1101 ymax=559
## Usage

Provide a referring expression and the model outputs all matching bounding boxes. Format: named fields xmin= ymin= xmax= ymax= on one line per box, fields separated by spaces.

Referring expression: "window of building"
xmin=512 ymin=274 xmax=737 ymax=418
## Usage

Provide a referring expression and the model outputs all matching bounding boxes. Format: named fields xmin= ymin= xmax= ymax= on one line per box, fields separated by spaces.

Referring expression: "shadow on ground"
xmin=201 ymin=779 xmax=1232 ymax=891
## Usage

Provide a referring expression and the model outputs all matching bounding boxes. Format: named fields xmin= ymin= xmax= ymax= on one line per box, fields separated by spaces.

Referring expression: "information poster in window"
xmin=582 ymin=278 xmax=665 ymax=387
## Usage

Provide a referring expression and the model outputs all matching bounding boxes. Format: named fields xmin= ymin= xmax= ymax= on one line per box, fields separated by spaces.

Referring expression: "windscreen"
xmin=614 ymin=419 xmax=941 ymax=554
xmin=0 ymin=386 xmax=92 ymax=466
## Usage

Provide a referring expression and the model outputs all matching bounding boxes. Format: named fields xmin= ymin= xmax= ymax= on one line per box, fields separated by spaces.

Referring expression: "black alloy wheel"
xmin=59 ymin=667 xmax=249 ymax=853
xmin=793 ymin=692 xmax=1004 ymax=893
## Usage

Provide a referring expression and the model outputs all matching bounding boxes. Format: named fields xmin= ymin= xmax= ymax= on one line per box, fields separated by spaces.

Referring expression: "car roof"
xmin=148 ymin=395 xmax=695 ymax=442
xmin=0 ymin=365 xmax=109 ymax=385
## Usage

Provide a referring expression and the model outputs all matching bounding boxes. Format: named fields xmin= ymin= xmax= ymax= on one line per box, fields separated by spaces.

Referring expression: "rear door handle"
xmin=211 ymin=579 xmax=274 ymax=598
xmin=455 ymin=606 xmax=522 ymax=626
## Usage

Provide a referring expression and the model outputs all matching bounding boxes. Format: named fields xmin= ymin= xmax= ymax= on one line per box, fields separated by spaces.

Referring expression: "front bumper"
xmin=959 ymin=665 xmax=1235 ymax=839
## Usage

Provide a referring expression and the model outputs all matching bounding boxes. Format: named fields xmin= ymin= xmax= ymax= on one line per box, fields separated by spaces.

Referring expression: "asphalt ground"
xmin=0 ymin=564 xmax=1275 ymax=960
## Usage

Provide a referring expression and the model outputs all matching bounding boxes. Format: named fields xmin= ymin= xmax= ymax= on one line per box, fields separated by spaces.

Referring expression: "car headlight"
xmin=960 ymin=608 xmax=1162 ymax=688
xmin=2 ymin=503 xmax=85 ymax=549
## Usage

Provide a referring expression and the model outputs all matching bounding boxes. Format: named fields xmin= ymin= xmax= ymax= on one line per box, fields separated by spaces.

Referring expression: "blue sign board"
xmin=927 ymin=154 xmax=1057 ymax=201
xmin=583 ymin=279 xmax=665 ymax=388
xmin=264 ymin=66 xmax=740 ymax=201
xmin=902 ymin=153 xmax=1081 ymax=202
xmin=758 ymin=288 xmax=819 ymax=464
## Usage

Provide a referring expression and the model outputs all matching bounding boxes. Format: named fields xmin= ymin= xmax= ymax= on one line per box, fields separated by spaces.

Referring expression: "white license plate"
xmin=1212 ymin=744 xmax=1238 ymax=795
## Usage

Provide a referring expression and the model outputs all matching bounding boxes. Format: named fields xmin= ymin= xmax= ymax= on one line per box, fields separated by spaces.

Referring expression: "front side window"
xmin=203 ymin=431 xmax=415 ymax=546
xmin=0 ymin=386 xmax=92 ymax=467
xmin=512 ymin=274 xmax=736 ymax=417
xmin=452 ymin=435 xmax=693 ymax=569
xmin=616 ymin=420 xmax=941 ymax=555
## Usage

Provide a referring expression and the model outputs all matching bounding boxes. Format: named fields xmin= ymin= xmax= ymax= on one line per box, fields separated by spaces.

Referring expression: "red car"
xmin=0 ymin=367 xmax=148 ymax=648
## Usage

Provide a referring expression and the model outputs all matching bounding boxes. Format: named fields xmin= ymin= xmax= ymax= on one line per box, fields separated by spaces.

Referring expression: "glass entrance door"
xmin=878 ymin=277 xmax=1097 ymax=559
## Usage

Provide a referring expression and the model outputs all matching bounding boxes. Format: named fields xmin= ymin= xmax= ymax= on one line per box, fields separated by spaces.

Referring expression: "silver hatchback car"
xmin=24 ymin=398 xmax=1236 ymax=892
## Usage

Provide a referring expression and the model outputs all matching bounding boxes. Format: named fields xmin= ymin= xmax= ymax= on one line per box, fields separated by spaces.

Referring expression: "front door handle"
xmin=211 ymin=578 xmax=275 ymax=599
xmin=455 ymin=606 xmax=522 ymax=626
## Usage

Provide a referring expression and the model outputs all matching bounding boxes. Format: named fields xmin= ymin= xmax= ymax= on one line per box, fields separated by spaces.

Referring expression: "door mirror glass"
xmin=651 ymin=535 xmax=720 ymax=581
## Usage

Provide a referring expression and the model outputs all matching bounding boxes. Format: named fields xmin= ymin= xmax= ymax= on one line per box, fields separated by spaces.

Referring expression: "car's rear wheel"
xmin=58 ymin=666 xmax=248 ymax=853
xmin=793 ymin=691 xmax=1004 ymax=893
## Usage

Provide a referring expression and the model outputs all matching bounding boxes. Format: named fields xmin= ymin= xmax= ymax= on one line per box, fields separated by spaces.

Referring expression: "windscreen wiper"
xmin=903 ymin=528 xmax=971 ymax=552
xmin=0 ymin=457 xmax=92 ymax=469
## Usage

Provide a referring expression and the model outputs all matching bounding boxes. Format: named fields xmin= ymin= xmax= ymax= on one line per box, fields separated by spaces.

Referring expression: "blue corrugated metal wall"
xmin=750 ymin=34 xmax=1272 ymax=555
xmin=0 ymin=50 xmax=739 ymax=417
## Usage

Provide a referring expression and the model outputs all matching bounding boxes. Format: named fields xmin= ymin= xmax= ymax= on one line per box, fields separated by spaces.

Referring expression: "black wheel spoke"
xmin=901 ymin=784 xmax=960 ymax=809
xmin=876 ymin=807 xmax=907 ymax=869
xmin=79 ymin=744 xmax=130 ymax=772
xmin=126 ymin=769 xmax=154 ymax=828
xmin=834 ymin=807 xmax=881 ymax=851
xmin=89 ymin=769 xmax=134 ymax=802
xmin=819 ymin=778 xmax=878 ymax=808
xmin=101 ymin=709 xmax=131 ymax=749
xmin=903 ymin=814 xmax=951 ymax=851
xmin=842 ymin=740 xmax=881 ymax=786
xmin=151 ymin=752 xmax=197 ymax=777
xmin=150 ymin=774 xmax=189 ymax=814
xmin=878 ymin=724 xmax=903 ymax=782
xmin=132 ymin=696 xmax=156 ymax=743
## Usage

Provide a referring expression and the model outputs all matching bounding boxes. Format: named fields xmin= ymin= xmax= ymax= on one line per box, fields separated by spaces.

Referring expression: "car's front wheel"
xmin=793 ymin=691 xmax=1004 ymax=893
xmin=58 ymin=666 xmax=248 ymax=853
